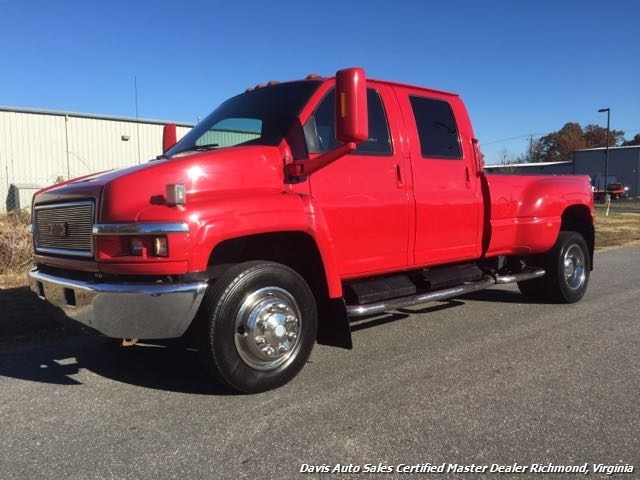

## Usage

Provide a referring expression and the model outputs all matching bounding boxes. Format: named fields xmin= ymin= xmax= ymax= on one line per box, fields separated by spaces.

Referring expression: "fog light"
xmin=130 ymin=237 xmax=144 ymax=256
xmin=153 ymin=237 xmax=168 ymax=257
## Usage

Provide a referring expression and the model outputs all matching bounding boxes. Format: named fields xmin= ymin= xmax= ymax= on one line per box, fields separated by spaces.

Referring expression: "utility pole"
xmin=598 ymin=108 xmax=611 ymax=204
xmin=135 ymin=76 xmax=142 ymax=164
xmin=529 ymin=135 xmax=534 ymax=163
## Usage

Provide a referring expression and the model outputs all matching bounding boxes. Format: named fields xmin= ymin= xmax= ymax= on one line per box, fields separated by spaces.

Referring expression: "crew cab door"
xmin=396 ymin=91 xmax=482 ymax=266
xmin=305 ymin=84 xmax=410 ymax=277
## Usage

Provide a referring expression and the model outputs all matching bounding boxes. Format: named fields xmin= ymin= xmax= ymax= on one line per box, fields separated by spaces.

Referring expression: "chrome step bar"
xmin=494 ymin=267 xmax=545 ymax=284
xmin=346 ymin=267 xmax=545 ymax=317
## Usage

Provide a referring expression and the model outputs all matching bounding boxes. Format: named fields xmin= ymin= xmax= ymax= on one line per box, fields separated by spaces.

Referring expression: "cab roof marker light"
xmin=166 ymin=184 xmax=185 ymax=206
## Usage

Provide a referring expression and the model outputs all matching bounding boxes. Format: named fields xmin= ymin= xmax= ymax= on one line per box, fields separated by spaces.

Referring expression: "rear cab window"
xmin=409 ymin=96 xmax=461 ymax=159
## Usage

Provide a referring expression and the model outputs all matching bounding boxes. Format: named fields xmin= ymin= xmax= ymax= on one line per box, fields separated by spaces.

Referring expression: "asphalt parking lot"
xmin=1 ymin=244 xmax=639 ymax=479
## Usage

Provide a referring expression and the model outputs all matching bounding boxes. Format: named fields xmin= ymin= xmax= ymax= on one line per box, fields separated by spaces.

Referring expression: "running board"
xmin=346 ymin=268 xmax=545 ymax=317
xmin=494 ymin=267 xmax=545 ymax=284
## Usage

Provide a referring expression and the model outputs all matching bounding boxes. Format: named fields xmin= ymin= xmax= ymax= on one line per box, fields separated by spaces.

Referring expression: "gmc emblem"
xmin=47 ymin=222 xmax=67 ymax=237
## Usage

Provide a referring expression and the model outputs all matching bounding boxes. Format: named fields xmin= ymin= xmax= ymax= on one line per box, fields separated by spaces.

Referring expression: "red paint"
xmin=162 ymin=123 xmax=177 ymax=153
xmin=32 ymin=69 xmax=595 ymax=300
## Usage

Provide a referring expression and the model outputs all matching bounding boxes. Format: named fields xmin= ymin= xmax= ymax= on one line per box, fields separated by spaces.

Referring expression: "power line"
xmin=483 ymin=133 xmax=544 ymax=146
xmin=485 ymin=128 xmax=639 ymax=146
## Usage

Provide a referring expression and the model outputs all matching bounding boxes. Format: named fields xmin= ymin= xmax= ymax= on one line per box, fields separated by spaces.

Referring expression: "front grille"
xmin=34 ymin=201 xmax=94 ymax=257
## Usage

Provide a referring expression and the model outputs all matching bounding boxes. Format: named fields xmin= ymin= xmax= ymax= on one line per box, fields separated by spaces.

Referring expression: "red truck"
xmin=29 ymin=68 xmax=595 ymax=392
xmin=593 ymin=181 xmax=629 ymax=200
xmin=605 ymin=182 xmax=628 ymax=199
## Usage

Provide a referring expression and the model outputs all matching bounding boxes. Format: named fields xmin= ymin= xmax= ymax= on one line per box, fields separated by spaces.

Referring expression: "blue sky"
xmin=1 ymin=0 xmax=638 ymax=163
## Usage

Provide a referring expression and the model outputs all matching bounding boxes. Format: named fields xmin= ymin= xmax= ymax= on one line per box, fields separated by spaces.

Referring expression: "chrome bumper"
xmin=28 ymin=268 xmax=208 ymax=339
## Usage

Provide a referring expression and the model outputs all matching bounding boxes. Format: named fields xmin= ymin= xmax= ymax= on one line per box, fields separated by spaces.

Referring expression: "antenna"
xmin=135 ymin=76 xmax=142 ymax=164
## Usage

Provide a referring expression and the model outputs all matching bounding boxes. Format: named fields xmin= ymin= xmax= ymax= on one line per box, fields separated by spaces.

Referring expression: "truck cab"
xmin=29 ymin=68 xmax=595 ymax=392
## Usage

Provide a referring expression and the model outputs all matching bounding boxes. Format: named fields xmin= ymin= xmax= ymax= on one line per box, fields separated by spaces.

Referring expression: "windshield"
xmin=166 ymin=81 xmax=321 ymax=157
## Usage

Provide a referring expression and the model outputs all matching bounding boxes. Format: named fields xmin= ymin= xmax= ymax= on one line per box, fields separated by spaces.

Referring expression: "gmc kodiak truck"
xmin=29 ymin=68 xmax=595 ymax=393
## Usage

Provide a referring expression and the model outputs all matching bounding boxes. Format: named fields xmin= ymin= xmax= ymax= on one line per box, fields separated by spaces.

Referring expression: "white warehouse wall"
xmin=0 ymin=107 xmax=192 ymax=213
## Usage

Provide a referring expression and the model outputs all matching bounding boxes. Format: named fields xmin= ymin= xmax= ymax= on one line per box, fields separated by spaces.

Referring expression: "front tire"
xmin=197 ymin=261 xmax=317 ymax=393
xmin=517 ymin=231 xmax=590 ymax=303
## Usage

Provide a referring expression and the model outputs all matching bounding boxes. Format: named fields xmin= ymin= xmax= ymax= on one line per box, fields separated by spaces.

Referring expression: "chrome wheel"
xmin=234 ymin=287 xmax=302 ymax=371
xmin=518 ymin=231 xmax=591 ymax=304
xmin=563 ymin=243 xmax=586 ymax=292
xmin=198 ymin=261 xmax=317 ymax=392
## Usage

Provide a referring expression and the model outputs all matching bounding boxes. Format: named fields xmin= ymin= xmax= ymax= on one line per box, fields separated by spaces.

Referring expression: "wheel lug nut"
xmin=288 ymin=332 xmax=297 ymax=341
xmin=255 ymin=336 xmax=265 ymax=345
xmin=278 ymin=345 xmax=288 ymax=353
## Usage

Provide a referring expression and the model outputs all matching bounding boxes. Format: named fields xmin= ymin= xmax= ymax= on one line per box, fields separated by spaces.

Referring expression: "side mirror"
xmin=163 ymin=123 xmax=177 ymax=153
xmin=284 ymin=67 xmax=368 ymax=179
xmin=335 ymin=67 xmax=368 ymax=144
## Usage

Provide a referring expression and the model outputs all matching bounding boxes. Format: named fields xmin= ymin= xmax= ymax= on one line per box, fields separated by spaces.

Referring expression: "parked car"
xmin=607 ymin=182 xmax=629 ymax=199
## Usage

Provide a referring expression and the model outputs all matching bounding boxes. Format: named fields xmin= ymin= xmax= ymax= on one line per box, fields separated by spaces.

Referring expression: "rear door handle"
xmin=395 ymin=164 xmax=403 ymax=188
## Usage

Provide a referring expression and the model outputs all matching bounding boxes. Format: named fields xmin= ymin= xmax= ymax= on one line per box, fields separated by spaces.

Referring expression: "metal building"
xmin=484 ymin=146 xmax=640 ymax=198
xmin=0 ymin=107 xmax=193 ymax=213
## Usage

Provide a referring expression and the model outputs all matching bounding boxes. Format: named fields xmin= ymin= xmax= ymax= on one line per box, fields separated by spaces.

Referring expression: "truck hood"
xmin=33 ymin=146 xmax=285 ymax=222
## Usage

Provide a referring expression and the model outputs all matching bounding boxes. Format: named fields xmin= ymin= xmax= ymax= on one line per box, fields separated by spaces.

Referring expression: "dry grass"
xmin=595 ymin=212 xmax=640 ymax=251
xmin=0 ymin=211 xmax=32 ymax=284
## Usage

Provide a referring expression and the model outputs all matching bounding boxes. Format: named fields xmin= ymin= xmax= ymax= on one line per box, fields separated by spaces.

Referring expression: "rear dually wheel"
xmin=517 ymin=231 xmax=590 ymax=303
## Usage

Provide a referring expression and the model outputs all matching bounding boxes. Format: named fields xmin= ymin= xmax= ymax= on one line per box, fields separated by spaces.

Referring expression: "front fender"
xmin=188 ymin=191 xmax=343 ymax=298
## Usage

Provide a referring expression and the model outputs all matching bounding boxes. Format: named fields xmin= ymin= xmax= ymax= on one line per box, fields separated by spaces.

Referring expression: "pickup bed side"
xmin=483 ymin=173 xmax=594 ymax=258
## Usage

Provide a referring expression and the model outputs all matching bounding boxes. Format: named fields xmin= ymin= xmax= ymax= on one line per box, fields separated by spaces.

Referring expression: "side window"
xmin=409 ymin=96 xmax=461 ymax=159
xmin=304 ymin=88 xmax=392 ymax=155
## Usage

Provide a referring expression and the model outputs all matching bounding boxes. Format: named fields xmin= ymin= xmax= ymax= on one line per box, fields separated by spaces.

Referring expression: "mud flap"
xmin=316 ymin=298 xmax=352 ymax=349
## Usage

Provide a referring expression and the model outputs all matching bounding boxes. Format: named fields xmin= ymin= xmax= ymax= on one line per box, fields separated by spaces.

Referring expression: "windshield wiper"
xmin=172 ymin=143 xmax=220 ymax=155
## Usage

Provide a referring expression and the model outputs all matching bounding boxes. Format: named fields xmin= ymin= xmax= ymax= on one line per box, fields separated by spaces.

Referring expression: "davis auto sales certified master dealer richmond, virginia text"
xmin=298 ymin=462 xmax=635 ymax=475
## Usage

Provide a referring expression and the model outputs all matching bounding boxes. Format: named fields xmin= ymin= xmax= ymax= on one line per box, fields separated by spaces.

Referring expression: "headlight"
xmin=153 ymin=237 xmax=168 ymax=257
xmin=129 ymin=236 xmax=168 ymax=257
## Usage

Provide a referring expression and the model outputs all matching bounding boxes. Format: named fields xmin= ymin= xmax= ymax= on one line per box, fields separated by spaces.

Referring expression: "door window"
xmin=304 ymin=88 xmax=392 ymax=156
xmin=409 ymin=96 xmax=461 ymax=159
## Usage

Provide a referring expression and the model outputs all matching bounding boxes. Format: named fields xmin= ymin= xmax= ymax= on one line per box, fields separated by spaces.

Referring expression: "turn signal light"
xmin=166 ymin=184 xmax=185 ymax=206
xmin=130 ymin=237 xmax=144 ymax=256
